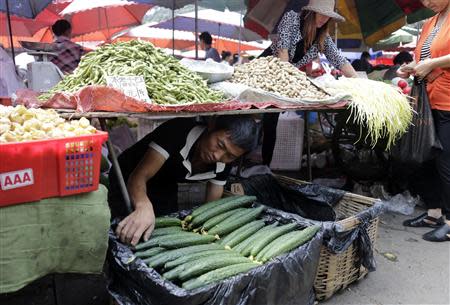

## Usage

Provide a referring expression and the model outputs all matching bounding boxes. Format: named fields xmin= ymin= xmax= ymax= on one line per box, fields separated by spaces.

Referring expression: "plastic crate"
xmin=0 ymin=131 xmax=108 ymax=207
xmin=270 ymin=112 xmax=304 ymax=171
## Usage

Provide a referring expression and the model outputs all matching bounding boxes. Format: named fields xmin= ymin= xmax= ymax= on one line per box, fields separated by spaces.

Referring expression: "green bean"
xmin=39 ymin=40 xmax=223 ymax=105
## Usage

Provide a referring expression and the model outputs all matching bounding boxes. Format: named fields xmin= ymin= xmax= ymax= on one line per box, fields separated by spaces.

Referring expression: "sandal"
xmin=423 ymin=224 xmax=450 ymax=242
xmin=403 ymin=213 xmax=444 ymax=228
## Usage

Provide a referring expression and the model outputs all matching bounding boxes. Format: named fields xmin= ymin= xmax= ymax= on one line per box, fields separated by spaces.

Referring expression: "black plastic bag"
xmin=107 ymin=205 xmax=323 ymax=305
xmin=228 ymin=175 xmax=345 ymax=221
xmin=393 ymin=80 xmax=442 ymax=164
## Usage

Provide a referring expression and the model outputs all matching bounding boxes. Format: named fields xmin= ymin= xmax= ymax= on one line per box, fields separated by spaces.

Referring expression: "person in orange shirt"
xmin=400 ymin=0 xmax=450 ymax=242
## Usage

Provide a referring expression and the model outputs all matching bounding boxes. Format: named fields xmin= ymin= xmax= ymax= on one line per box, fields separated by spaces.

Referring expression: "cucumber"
xmin=249 ymin=223 xmax=297 ymax=258
xmin=182 ymin=262 xmax=260 ymax=290
xmin=178 ymin=256 xmax=252 ymax=281
xmin=190 ymin=196 xmax=256 ymax=227
xmin=164 ymin=249 xmax=241 ymax=270
xmin=134 ymin=232 xmax=195 ymax=251
xmin=208 ymin=206 xmax=264 ymax=236
xmin=233 ymin=222 xmax=278 ymax=256
xmin=158 ymin=234 xmax=217 ymax=249
xmin=155 ymin=217 xmax=182 ymax=228
xmin=164 ymin=252 xmax=246 ymax=281
xmin=257 ymin=225 xmax=320 ymax=262
xmin=135 ymin=247 xmax=165 ymax=258
xmin=201 ymin=208 xmax=247 ymax=231
xmin=219 ymin=220 xmax=265 ymax=248
xmin=190 ymin=196 xmax=245 ymax=219
xmin=148 ymin=244 xmax=225 ymax=268
xmin=151 ymin=226 xmax=183 ymax=237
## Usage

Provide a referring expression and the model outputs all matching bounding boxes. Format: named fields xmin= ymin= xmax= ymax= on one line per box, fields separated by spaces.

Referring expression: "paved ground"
xmin=322 ymin=209 xmax=450 ymax=305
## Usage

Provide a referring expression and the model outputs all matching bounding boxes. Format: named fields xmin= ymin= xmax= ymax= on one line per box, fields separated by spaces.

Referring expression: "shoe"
xmin=422 ymin=224 xmax=450 ymax=242
xmin=403 ymin=213 xmax=445 ymax=228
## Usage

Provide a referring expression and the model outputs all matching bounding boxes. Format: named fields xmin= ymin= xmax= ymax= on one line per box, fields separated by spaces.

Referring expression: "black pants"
xmin=429 ymin=110 xmax=450 ymax=218
xmin=261 ymin=113 xmax=280 ymax=165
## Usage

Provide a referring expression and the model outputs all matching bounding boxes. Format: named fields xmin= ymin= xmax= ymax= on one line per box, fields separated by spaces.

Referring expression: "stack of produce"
xmin=230 ymin=56 xmax=329 ymax=100
xmin=324 ymin=77 xmax=413 ymax=149
xmin=0 ymin=105 xmax=96 ymax=143
xmin=132 ymin=195 xmax=319 ymax=290
xmin=39 ymin=40 xmax=224 ymax=105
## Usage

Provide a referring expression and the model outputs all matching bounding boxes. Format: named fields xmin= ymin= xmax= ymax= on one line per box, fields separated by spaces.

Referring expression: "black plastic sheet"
xmin=107 ymin=205 xmax=323 ymax=305
xmin=229 ymin=175 xmax=345 ymax=221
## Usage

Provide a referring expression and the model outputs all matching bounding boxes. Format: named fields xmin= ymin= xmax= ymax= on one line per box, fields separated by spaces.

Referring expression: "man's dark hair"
xmin=221 ymin=51 xmax=231 ymax=60
xmin=360 ymin=51 xmax=371 ymax=61
xmin=52 ymin=19 xmax=71 ymax=36
xmin=393 ymin=51 xmax=413 ymax=65
xmin=212 ymin=115 xmax=260 ymax=152
xmin=199 ymin=31 xmax=213 ymax=45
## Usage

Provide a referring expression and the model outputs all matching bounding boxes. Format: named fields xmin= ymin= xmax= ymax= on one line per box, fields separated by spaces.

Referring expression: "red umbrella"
xmin=0 ymin=2 xmax=68 ymax=48
xmin=60 ymin=0 xmax=152 ymax=38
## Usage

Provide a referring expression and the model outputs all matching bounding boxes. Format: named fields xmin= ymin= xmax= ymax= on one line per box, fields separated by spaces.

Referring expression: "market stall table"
xmin=57 ymin=104 xmax=349 ymax=215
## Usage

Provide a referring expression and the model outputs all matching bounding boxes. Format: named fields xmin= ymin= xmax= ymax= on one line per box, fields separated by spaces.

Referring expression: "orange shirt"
xmin=414 ymin=13 xmax=450 ymax=111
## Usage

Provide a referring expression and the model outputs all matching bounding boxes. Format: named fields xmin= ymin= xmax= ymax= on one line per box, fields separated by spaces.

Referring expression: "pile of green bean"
xmin=39 ymin=40 xmax=224 ymax=104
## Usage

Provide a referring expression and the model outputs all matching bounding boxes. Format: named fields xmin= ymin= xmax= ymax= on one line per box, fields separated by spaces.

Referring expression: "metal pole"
xmin=5 ymin=0 xmax=16 ymax=67
xmin=99 ymin=118 xmax=133 ymax=215
xmin=195 ymin=0 xmax=198 ymax=59
xmin=172 ymin=0 xmax=175 ymax=56
xmin=304 ymin=111 xmax=312 ymax=181
xmin=238 ymin=3 xmax=244 ymax=61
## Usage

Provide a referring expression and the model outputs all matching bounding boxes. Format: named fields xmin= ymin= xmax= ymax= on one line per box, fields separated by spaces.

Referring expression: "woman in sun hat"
xmin=260 ymin=0 xmax=357 ymax=166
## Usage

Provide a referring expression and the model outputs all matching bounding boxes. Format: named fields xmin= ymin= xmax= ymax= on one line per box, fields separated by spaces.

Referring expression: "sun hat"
xmin=302 ymin=0 xmax=345 ymax=22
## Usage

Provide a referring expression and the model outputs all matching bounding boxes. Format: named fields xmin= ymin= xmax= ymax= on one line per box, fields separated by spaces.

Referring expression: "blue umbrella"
xmin=0 ymin=0 xmax=52 ymax=18
xmin=0 ymin=0 xmax=53 ymax=65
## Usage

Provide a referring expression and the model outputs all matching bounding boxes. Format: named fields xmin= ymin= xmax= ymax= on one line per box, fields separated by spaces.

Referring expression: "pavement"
xmin=322 ymin=208 xmax=450 ymax=305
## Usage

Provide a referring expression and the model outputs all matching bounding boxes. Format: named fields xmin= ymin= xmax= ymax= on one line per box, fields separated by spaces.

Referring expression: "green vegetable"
xmin=178 ymin=256 xmax=251 ymax=281
xmin=249 ymin=223 xmax=297 ymax=258
xmin=182 ymin=262 xmax=260 ymax=290
xmin=39 ymin=40 xmax=224 ymax=105
xmin=134 ymin=232 xmax=194 ymax=251
xmin=256 ymin=225 xmax=320 ymax=262
xmin=190 ymin=196 xmax=245 ymax=219
xmin=208 ymin=206 xmax=264 ymax=236
xmin=191 ymin=196 xmax=257 ymax=227
xmin=233 ymin=222 xmax=278 ymax=256
xmin=155 ymin=217 xmax=182 ymax=228
xmin=148 ymin=244 xmax=225 ymax=268
xmin=151 ymin=226 xmax=183 ymax=237
xmin=158 ymin=234 xmax=217 ymax=249
xmin=164 ymin=249 xmax=241 ymax=270
xmin=201 ymin=208 xmax=247 ymax=231
xmin=218 ymin=220 xmax=266 ymax=248
xmin=135 ymin=247 xmax=165 ymax=258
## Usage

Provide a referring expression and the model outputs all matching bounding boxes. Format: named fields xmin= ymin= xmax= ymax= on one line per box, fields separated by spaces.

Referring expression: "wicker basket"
xmin=275 ymin=175 xmax=379 ymax=301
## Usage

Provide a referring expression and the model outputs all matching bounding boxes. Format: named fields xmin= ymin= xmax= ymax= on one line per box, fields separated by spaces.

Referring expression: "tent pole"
xmin=238 ymin=3 xmax=243 ymax=62
xmin=172 ymin=0 xmax=175 ymax=55
xmin=5 ymin=0 xmax=16 ymax=67
xmin=195 ymin=0 xmax=198 ymax=59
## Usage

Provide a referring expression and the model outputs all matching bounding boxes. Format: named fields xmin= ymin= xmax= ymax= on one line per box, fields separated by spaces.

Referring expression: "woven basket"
xmin=275 ymin=175 xmax=379 ymax=301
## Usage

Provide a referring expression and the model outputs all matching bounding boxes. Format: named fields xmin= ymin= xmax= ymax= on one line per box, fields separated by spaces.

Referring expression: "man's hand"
xmin=116 ymin=204 xmax=155 ymax=246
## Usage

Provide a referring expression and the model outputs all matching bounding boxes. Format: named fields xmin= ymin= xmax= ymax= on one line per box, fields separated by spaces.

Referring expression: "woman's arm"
xmin=323 ymin=36 xmax=357 ymax=77
xmin=414 ymin=55 xmax=450 ymax=78
xmin=340 ymin=62 xmax=358 ymax=78
xmin=205 ymin=182 xmax=224 ymax=202
xmin=116 ymin=148 xmax=166 ymax=245
xmin=278 ymin=49 xmax=289 ymax=62
xmin=397 ymin=60 xmax=417 ymax=78
xmin=274 ymin=10 xmax=298 ymax=61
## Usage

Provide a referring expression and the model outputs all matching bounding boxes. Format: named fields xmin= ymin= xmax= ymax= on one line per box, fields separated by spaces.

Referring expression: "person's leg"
xmin=423 ymin=110 xmax=450 ymax=241
xmin=261 ymin=113 xmax=280 ymax=166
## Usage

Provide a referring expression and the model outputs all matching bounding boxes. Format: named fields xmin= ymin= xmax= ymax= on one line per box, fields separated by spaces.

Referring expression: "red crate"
xmin=0 ymin=131 xmax=108 ymax=207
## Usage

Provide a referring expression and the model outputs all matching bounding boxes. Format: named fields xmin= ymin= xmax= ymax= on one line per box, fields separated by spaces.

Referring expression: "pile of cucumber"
xmin=132 ymin=195 xmax=319 ymax=290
